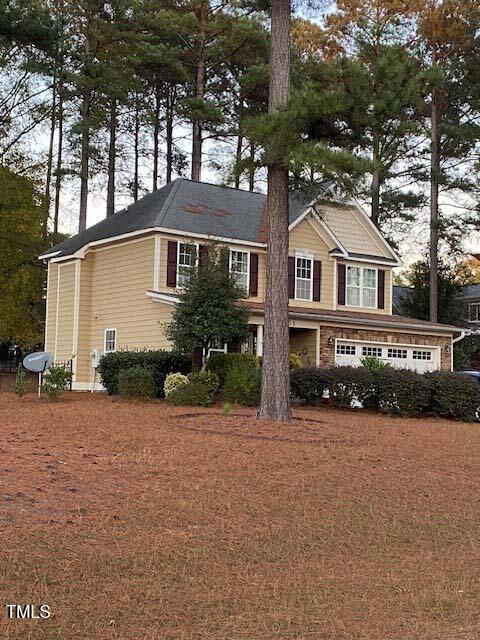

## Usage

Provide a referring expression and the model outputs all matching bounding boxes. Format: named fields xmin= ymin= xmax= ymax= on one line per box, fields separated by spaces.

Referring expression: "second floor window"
xmin=295 ymin=257 xmax=313 ymax=301
xmin=470 ymin=303 xmax=480 ymax=322
xmin=177 ymin=243 xmax=197 ymax=287
xmin=346 ymin=266 xmax=377 ymax=308
xmin=230 ymin=250 xmax=249 ymax=292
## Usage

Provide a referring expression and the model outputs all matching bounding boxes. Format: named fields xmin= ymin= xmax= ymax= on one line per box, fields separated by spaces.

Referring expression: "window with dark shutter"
xmin=249 ymin=253 xmax=259 ymax=297
xmin=313 ymin=260 xmax=321 ymax=301
xmin=199 ymin=244 xmax=209 ymax=267
xmin=167 ymin=241 xmax=177 ymax=287
xmin=337 ymin=263 xmax=346 ymax=305
xmin=288 ymin=256 xmax=295 ymax=298
xmin=378 ymin=269 xmax=385 ymax=309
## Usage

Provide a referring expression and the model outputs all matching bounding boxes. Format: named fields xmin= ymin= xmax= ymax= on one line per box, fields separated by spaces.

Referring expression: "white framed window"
xmin=362 ymin=346 xmax=382 ymax=358
xmin=470 ymin=303 xmax=480 ymax=322
xmin=177 ymin=242 xmax=198 ymax=287
xmin=387 ymin=348 xmax=408 ymax=359
xmin=412 ymin=350 xmax=432 ymax=361
xmin=295 ymin=256 xmax=313 ymax=301
xmin=336 ymin=344 xmax=356 ymax=356
xmin=104 ymin=328 xmax=116 ymax=353
xmin=346 ymin=266 xmax=377 ymax=308
xmin=230 ymin=250 xmax=249 ymax=292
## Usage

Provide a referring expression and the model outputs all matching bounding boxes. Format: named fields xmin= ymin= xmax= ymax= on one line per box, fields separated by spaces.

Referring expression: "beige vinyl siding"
xmin=288 ymin=216 xmax=334 ymax=309
xmin=55 ymin=262 xmax=76 ymax=361
xmin=45 ymin=261 xmax=58 ymax=355
xmin=318 ymin=202 xmax=387 ymax=257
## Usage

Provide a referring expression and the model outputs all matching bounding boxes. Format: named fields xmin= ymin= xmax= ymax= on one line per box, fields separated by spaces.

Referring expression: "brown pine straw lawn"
xmin=1 ymin=393 xmax=480 ymax=640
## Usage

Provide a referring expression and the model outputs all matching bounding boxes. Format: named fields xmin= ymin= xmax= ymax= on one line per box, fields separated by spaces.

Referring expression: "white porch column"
xmin=256 ymin=324 xmax=264 ymax=357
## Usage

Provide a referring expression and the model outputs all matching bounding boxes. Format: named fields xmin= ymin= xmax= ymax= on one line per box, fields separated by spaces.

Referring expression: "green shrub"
xmin=15 ymin=365 xmax=26 ymax=398
xmin=289 ymin=352 xmax=302 ymax=369
xmin=329 ymin=366 xmax=373 ymax=409
xmin=42 ymin=365 xmax=72 ymax=401
xmin=206 ymin=352 xmax=260 ymax=386
xmin=426 ymin=371 xmax=479 ymax=422
xmin=166 ymin=381 xmax=212 ymax=406
xmin=360 ymin=355 xmax=390 ymax=374
xmin=117 ymin=367 xmax=156 ymax=399
xmin=164 ymin=372 xmax=189 ymax=397
xmin=224 ymin=364 xmax=261 ymax=406
xmin=188 ymin=370 xmax=219 ymax=399
xmin=290 ymin=367 xmax=333 ymax=404
xmin=98 ymin=350 xmax=191 ymax=397
xmin=375 ymin=368 xmax=430 ymax=417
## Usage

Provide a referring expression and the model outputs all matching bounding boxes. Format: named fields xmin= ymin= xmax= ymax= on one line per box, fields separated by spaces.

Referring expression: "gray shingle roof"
xmin=462 ymin=284 xmax=480 ymax=299
xmin=46 ymin=179 xmax=311 ymax=258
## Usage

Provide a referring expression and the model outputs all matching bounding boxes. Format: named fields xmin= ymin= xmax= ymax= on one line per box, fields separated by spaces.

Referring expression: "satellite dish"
xmin=23 ymin=351 xmax=54 ymax=373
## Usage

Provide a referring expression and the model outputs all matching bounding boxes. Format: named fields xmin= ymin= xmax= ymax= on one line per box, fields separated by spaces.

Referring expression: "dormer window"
xmin=230 ymin=250 xmax=249 ymax=292
xmin=177 ymin=242 xmax=197 ymax=287
xmin=295 ymin=256 xmax=313 ymax=301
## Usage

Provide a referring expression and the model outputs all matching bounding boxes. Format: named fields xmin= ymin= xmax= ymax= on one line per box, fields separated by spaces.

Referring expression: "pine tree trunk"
xmin=258 ymin=0 xmax=291 ymax=423
xmin=79 ymin=87 xmax=90 ymax=232
xmin=191 ymin=1 xmax=207 ymax=182
xmin=429 ymin=81 xmax=439 ymax=323
xmin=133 ymin=96 xmax=139 ymax=201
xmin=53 ymin=84 xmax=63 ymax=235
xmin=249 ymin=140 xmax=255 ymax=191
xmin=106 ymin=99 xmax=117 ymax=217
xmin=44 ymin=75 xmax=57 ymax=239
xmin=153 ymin=83 xmax=161 ymax=190
xmin=371 ymin=131 xmax=381 ymax=227
xmin=166 ymin=87 xmax=174 ymax=184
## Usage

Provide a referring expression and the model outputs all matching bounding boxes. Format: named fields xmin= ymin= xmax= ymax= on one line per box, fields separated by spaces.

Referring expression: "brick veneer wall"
xmin=319 ymin=326 xmax=452 ymax=370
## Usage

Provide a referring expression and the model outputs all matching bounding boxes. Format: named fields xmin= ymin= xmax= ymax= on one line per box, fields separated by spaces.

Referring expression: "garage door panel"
xmin=335 ymin=340 xmax=439 ymax=373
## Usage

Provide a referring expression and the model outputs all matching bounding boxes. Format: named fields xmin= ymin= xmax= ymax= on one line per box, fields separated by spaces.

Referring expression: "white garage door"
xmin=335 ymin=340 xmax=440 ymax=373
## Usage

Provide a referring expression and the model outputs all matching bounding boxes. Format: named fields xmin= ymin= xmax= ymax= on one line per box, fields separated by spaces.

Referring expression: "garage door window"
xmin=413 ymin=350 xmax=432 ymax=361
xmin=387 ymin=348 xmax=407 ymax=359
xmin=362 ymin=346 xmax=382 ymax=357
xmin=346 ymin=266 xmax=377 ymax=308
xmin=337 ymin=344 xmax=356 ymax=355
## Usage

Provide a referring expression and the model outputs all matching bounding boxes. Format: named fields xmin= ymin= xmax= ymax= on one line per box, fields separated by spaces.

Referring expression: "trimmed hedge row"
xmin=98 ymin=350 xmax=192 ymax=397
xmin=291 ymin=366 xmax=479 ymax=422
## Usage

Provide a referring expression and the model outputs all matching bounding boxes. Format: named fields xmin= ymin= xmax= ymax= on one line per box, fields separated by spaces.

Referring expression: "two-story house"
xmin=40 ymin=179 xmax=461 ymax=390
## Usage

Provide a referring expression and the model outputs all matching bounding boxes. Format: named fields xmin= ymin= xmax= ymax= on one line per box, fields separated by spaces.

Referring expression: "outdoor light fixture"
xmin=445 ymin=344 xmax=451 ymax=353
xmin=327 ymin=336 xmax=335 ymax=347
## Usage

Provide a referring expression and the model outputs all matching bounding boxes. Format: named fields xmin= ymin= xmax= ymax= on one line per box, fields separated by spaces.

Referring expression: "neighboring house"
xmin=462 ymin=284 xmax=480 ymax=327
xmin=40 ymin=179 xmax=461 ymax=390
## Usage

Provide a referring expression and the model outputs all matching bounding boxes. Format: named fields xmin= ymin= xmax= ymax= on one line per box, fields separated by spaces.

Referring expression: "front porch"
xmin=244 ymin=321 xmax=320 ymax=367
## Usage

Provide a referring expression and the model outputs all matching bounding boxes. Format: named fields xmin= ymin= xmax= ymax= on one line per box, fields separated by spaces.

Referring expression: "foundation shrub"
xmin=98 ymin=350 xmax=191 ymax=397
xmin=328 ymin=366 xmax=374 ymax=409
xmin=164 ymin=372 xmax=189 ymax=397
xmin=290 ymin=367 xmax=333 ymax=404
xmin=188 ymin=370 xmax=219 ymax=399
xmin=376 ymin=368 xmax=430 ymax=417
xmin=42 ymin=365 xmax=72 ymax=401
xmin=118 ymin=367 xmax=156 ymax=399
xmin=166 ymin=381 xmax=212 ymax=406
xmin=206 ymin=353 xmax=260 ymax=387
xmin=224 ymin=363 xmax=261 ymax=406
xmin=426 ymin=371 xmax=479 ymax=422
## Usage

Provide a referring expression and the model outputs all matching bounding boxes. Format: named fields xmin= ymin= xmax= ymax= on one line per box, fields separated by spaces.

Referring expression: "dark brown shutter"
xmin=313 ymin=260 xmax=321 ymax=302
xmin=337 ymin=263 xmax=346 ymax=305
xmin=220 ymin=246 xmax=230 ymax=272
xmin=199 ymin=244 xmax=209 ymax=267
xmin=167 ymin=240 xmax=177 ymax=287
xmin=288 ymin=256 xmax=295 ymax=299
xmin=249 ymin=253 xmax=259 ymax=296
xmin=378 ymin=269 xmax=385 ymax=309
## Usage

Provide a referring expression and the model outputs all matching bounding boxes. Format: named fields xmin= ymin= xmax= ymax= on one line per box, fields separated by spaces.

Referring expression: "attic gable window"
xmin=177 ymin=242 xmax=197 ymax=287
xmin=230 ymin=250 xmax=249 ymax=292
xmin=346 ymin=266 xmax=377 ymax=308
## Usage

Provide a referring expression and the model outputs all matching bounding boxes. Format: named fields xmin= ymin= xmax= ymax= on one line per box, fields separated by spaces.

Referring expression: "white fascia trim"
xmin=351 ymin=198 xmax=403 ymax=266
xmin=38 ymin=250 xmax=61 ymax=260
xmin=332 ymin=253 xmax=398 ymax=267
xmin=47 ymin=228 xmax=267 ymax=263
xmin=146 ymin=290 xmax=179 ymax=305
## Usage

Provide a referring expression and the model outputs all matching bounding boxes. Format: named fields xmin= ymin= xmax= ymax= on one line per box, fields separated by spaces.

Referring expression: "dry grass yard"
xmin=1 ymin=393 xmax=480 ymax=640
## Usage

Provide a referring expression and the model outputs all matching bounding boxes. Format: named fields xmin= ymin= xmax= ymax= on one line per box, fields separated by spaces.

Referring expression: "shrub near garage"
xmin=328 ymin=366 xmax=373 ymax=409
xmin=98 ymin=350 xmax=191 ymax=397
xmin=117 ymin=367 xmax=156 ymax=399
xmin=290 ymin=367 xmax=333 ymax=404
xmin=426 ymin=371 xmax=479 ymax=422
xmin=375 ymin=367 xmax=431 ymax=417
